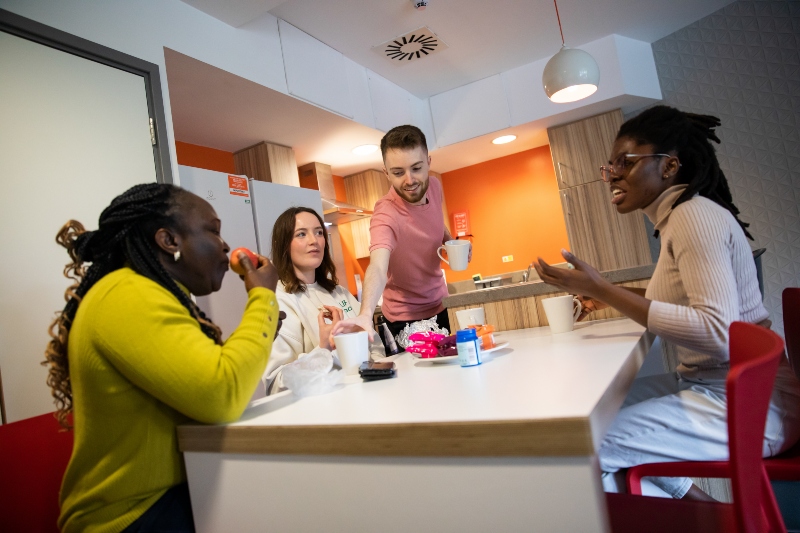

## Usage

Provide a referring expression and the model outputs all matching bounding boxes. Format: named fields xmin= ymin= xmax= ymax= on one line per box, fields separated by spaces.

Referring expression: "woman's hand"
xmin=318 ymin=305 xmax=343 ymax=350
xmin=533 ymin=249 xmax=607 ymax=301
xmin=238 ymin=252 xmax=279 ymax=293
xmin=576 ymin=296 xmax=608 ymax=322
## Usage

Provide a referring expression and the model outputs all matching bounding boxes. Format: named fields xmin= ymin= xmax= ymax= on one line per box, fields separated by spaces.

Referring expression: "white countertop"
xmin=179 ymin=318 xmax=651 ymax=457
xmin=241 ymin=318 xmax=645 ymax=426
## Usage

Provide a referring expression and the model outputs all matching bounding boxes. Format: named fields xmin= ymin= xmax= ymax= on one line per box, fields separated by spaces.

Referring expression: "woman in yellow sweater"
xmin=43 ymin=183 xmax=282 ymax=533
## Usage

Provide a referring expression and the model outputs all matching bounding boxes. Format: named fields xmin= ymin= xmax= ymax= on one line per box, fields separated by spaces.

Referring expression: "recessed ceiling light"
xmin=352 ymin=144 xmax=379 ymax=155
xmin=492 ymin=135 xmax=517 ymax=145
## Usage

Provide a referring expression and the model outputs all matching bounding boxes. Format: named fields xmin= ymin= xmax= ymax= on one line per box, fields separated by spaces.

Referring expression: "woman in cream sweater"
xmin=264 ymin=207 xmax=385 ymax=395
xmin=534 ymin=105 xmax=800 ymax=501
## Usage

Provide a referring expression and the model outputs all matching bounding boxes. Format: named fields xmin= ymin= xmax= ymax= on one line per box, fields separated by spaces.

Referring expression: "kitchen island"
xmin=178 ymin=318 xmax=653 ymax=532
xmin=444 ymin=264 xmax=655 ymax=331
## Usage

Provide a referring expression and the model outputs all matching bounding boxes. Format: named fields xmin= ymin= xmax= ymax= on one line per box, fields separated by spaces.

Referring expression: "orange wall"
xmin=175 ymin=141 xmax=235 ymax=173
xmin=440 ymin=145 xmax=570 ymax=283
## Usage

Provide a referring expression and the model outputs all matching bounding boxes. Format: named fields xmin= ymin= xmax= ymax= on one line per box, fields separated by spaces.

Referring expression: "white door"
xmin=0 ymin=31 xmax=157 ymax=422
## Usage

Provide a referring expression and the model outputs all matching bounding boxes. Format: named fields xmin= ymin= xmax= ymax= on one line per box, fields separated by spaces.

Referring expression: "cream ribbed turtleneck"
xmin=643 ymin=185 xmax=768 ymax=381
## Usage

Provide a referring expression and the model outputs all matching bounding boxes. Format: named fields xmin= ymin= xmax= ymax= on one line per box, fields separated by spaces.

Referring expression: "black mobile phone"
xmin=358 ymin=361 xmax=396 ymax=380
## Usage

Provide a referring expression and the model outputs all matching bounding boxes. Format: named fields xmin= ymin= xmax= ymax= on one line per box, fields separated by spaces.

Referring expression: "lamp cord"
xmin=553 ymin=0 xmax=565 ymax=46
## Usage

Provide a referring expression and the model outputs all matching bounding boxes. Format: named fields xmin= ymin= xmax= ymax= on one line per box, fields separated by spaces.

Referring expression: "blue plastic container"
xmin=456 ymin=328 xmax=482 ymax=367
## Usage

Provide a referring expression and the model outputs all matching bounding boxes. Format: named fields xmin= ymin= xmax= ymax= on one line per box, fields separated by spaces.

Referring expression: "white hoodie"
xmin=263 ymin=281 xmax=386 ymax=394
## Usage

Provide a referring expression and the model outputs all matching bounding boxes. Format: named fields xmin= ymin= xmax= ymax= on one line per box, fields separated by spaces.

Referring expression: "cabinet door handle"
xmin=556 ymin=162 xmax=566 ymax=187
xmin=562 ymin=190 xmax=571 ymax=216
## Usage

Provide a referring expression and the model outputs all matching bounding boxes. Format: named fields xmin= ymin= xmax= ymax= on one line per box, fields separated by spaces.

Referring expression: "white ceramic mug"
xmin=455 ymin=307 xmax=485 ymax=329
xmin=541 ymin=295 xmax=583 ymax=334
xmin=437 ymin=240 xmax=470 ymax=271
xmin=333 ymin=331 xmax=369 ymax=375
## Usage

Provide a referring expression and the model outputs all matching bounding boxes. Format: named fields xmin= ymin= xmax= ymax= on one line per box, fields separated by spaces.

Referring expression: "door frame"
xmin=0 ymin=7 xmax=173 ymax=184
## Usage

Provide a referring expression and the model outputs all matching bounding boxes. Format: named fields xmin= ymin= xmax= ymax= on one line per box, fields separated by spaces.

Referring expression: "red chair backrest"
xmin=727 ymin=322 xmax=785 ymax=533
xmin=0 ymin=412 xmax=74 ymax=533
xmin=783 ymin=287 xmax=800 ymax=380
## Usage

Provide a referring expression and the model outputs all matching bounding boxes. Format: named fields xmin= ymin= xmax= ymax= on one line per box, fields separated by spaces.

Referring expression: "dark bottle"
xmin=376 ymin=315 xmax=400 ymax=355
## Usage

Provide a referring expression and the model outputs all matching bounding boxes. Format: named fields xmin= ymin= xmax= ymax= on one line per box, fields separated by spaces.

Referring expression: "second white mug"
xmin=437 ymin=240 xmax=470 ymax=271
xmin=541 ymin=295 xmax=582 ymax=334
xmin=455 ymin=307 xmax=485 ymax=329
xmin=333 ymin=331 xmax=369 ymax=374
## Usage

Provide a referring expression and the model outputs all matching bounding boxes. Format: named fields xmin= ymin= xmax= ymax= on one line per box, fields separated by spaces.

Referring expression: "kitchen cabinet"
xmin=548 ymin=109 xmax=622 ymax=189
xmin=548 ymin=109 xmax=652 ymax=271
xmin=559 ymin=181 xmax=651 ymax=271
xmin=343 ymin=169 xmax=389 ymax=258
xmin=298 ymin=161 xmax=335 ymax=199
xmin=233 ymin=141 xmax=299 ymax=187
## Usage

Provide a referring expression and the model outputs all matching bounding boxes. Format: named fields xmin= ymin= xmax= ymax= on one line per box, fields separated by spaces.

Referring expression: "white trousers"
xmin=599 ymin=365 xmax=800 ymax=498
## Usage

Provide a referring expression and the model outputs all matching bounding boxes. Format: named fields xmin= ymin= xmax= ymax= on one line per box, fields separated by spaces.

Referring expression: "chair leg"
xmin=761 ymin=469 xmax=787 ymax=533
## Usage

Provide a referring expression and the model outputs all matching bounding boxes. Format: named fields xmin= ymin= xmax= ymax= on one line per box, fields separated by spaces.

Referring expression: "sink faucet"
xmin=522 ymin=262 xmax=533 ymax=282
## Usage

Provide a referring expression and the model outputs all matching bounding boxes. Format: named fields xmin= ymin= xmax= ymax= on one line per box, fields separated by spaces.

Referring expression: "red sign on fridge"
xmin=228 ymin=175 xmax=249 ymax=197
xmin=452 ymin=211 xmax=470 ymax=237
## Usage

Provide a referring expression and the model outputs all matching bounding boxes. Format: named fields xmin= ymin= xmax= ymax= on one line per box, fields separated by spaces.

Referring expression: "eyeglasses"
xmin=599 ymin=153 xmax=675 ymax=182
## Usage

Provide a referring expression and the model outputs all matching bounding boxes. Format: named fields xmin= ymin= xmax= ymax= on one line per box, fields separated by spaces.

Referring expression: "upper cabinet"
xmin=278 ymin=20 xmax=353 ymax=119
xmin=547 ymin=109 xmax=623 ymax=189
xmin=234 ymin=141 xmax=299 ymax=187
xmin=344 ymin=169 xmax=389 ymax=259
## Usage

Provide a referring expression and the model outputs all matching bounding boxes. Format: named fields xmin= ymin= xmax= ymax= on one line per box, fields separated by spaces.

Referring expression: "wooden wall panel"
xmin=548 ymin=109 xmax=623 ymax=189
xmin=447 ymin=279 xmax=649 ymax=332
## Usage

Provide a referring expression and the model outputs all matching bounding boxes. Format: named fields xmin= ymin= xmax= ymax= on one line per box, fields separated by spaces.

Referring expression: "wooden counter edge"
xmin=178 ymin=417 xmax=595 ymax=457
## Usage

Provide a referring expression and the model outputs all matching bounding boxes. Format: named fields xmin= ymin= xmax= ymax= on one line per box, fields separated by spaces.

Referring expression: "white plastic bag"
xmin=281 ymin=347 xmax=344 ymax=397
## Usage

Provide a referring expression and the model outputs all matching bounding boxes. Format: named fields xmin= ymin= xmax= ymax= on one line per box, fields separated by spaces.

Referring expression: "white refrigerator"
xmin=178 ymin=165 xmax=323 ymax=340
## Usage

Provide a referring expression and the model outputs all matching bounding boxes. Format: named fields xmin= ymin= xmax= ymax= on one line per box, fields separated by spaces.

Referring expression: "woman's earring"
xmin=173 ymin=251 xmax=181 ymax=262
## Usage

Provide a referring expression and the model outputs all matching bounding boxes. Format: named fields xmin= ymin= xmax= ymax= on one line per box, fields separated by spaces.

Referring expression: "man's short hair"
xmin=380 ymin=125 xmax=428 ymax=160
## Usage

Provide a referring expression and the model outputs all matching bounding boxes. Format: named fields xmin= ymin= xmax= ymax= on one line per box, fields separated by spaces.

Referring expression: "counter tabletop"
xmin=178 ymin=318 xmax=653 ymax=458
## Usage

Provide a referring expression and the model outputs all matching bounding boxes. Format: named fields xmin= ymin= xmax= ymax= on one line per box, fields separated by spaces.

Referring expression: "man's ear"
xmin=154 ymin=227 xmax=181 ymax=256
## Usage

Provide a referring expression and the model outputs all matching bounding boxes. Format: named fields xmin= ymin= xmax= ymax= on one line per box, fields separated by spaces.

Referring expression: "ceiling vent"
xmin=373 ymin=26 xmax=448 ymax=63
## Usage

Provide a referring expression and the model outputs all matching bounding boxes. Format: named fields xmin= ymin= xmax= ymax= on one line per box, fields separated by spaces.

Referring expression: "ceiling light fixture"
xmin=352 ymin=144 xmax=379 ymax=155
xmin=492 ymin=135 xmax=517 ymax=145
xmin=542 ymin=0 xmax=600 ymax=103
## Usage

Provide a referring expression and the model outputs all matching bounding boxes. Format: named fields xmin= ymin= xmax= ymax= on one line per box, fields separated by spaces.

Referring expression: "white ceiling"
xmin=170 ymin=0 xmax=735 ymax=177
xmin=181 ymin=0 xmax=735 ymax=98
xmin=165 ymin=48 xmax=387 ymax=177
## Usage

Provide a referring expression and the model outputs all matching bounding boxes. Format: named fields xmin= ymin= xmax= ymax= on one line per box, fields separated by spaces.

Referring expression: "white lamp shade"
xmin=542 ymin=46 xmax=600 ymax=103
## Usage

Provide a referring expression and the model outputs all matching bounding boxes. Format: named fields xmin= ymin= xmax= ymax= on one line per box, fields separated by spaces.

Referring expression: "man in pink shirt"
xmin=332 ymin=125 xmax=468 ymax=341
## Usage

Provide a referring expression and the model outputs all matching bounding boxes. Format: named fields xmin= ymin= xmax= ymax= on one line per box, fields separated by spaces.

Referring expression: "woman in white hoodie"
xmin=263 ymin=207 xmax=385 ymax=394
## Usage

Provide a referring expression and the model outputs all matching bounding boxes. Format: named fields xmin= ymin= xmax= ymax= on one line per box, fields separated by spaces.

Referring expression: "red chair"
xmin=607 ymin=322 xmax=787 ymax=533
xmin=0 ymin=412 xmax=74 ymax=533
xmin=763 ymin=288 xmax=800 ymax=494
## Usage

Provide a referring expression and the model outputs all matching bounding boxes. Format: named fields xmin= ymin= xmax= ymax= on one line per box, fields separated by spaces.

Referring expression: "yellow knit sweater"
xmin=58 ymin=267 xmax=278 ymax=533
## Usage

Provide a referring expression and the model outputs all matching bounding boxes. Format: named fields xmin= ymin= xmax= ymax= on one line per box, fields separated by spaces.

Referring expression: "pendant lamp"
xmin=542 ymin=0 xmax=599 ymax=103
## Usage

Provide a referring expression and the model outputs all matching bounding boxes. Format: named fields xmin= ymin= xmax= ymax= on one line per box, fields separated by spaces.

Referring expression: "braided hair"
xmin=44 ymin=183 xmax=223 ymax=428
xmin=617 ymin=105 xmax=752 ymax=239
